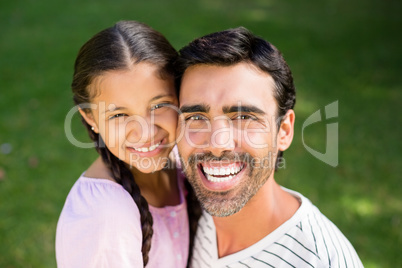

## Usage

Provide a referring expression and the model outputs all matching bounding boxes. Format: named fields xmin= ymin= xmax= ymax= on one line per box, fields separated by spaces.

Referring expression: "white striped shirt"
xmin=190 ymin=189 xmax=363 ymax=268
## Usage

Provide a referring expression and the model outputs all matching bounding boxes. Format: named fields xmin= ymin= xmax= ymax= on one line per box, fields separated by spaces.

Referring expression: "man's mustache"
xmin=187 ymin=152 xmax=252 ymax=166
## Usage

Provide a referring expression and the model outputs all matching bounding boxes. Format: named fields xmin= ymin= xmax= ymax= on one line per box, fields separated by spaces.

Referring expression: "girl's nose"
xmin=125 ymin=115 xmax=159 ymax=145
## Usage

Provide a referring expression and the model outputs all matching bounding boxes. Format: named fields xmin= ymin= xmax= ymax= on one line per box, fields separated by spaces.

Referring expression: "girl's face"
xmin=81 ymin=62 xmax=178 ymax=173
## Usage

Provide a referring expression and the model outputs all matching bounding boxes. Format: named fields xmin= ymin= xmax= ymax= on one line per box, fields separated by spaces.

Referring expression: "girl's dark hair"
xmin=175 ymin=27 xmax=296 ymax=170
xmin=72 ymin=20 xmax=201 ymax=266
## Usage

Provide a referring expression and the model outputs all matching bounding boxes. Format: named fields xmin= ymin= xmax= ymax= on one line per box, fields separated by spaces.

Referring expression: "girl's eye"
xmin=109 ymin=113 xmax=127 ymax=120
xmin=151 ymin=103 xmax=170 ymax=111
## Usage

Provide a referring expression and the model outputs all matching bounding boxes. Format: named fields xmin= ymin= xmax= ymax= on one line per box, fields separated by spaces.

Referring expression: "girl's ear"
xmin=277 ymin=109 xmax=295 ymax=152
xmin=78 ymin=108 xmax=99 ymax=133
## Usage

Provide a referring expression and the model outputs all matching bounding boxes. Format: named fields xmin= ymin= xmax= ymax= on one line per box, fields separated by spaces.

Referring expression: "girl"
xmin=56 ymin=21 xmax=200 ymax=267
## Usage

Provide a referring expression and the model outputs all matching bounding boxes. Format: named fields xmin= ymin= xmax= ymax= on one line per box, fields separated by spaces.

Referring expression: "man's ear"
xmin=78 ymin=108 xmax=99 ymax=133
xmin=277 ymin=109 xmax=295 ymax=152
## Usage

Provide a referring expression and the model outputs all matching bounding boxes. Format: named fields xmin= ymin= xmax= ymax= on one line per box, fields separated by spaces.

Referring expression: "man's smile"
xmin=200 ymin=162 xmax=245 ymax=183
xmin=195 ymin=161 xmax=247 ymax=191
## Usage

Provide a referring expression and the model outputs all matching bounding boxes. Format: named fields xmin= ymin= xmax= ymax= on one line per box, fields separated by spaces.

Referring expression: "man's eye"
xmin=109 ymin=113 xmax=127 ymax=120
xmin=235 ymin=114 xmax=256 ymax=120
xmin=185 ymin=115 xmax=206 ymax=121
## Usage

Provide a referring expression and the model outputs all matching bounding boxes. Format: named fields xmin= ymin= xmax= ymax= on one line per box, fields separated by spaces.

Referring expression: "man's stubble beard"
xmin=181 ymin=151 xmax=275 ymax=217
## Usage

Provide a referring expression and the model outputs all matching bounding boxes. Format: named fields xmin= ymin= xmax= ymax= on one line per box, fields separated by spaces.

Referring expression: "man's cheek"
xmin=177 ymin=142 xmax=190 ymax=165
xmin=242 ymin=131 xmax=270 ymax=150
xmin=180 ymin=129 xmax=209 ymax=150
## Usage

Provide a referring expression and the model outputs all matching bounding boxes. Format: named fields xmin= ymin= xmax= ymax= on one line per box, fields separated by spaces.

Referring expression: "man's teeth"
xmin=133 ymin=142 xmax=161 ymax=152
xmin=202 ymin=164 xmax=244 ymax=182
xmin=206 ymin=174 xmax=234 ymax=183
xmin=203 ymin=165 xmax=242 ymax=176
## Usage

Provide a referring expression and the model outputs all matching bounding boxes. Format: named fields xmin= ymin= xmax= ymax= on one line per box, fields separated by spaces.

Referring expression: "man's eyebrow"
xmin=222 ymin=105 xmax=266 ymax=115
xmin=180 ymin=104 xmax=210 ymax=114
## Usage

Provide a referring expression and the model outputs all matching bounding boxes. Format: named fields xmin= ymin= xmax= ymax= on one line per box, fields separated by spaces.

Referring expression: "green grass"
xmin=0 ymin=0 xmax=400 ymax=267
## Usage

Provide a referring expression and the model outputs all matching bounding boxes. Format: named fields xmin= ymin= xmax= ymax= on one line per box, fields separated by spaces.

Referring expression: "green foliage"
xmin=0 ymin=0 xmax=400 ymax=267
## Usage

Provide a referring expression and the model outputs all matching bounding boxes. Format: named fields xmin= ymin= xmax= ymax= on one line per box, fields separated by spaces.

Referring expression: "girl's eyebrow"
xmin=149 ymin=94 xmax=175 ymax=102
xmin=103 ymin=106 xmax=127 ymax=114
xmin=103 ymin=94 xmax=175 ymax=114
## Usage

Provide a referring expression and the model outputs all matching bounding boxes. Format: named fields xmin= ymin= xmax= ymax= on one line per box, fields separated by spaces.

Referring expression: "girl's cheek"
xmin=154 ymin=111 xmax=179 ymax=129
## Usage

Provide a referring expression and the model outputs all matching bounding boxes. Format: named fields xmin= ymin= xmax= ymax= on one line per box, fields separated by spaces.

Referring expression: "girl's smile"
xmin=126 ymin=137 xmax=167 ymax=157
xmin=80 ymin=62 xmax=178 ymax=173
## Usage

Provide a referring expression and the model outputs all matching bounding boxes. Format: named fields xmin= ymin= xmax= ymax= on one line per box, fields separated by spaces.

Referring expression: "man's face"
xmin=177 ymin=62 xmax=282 ymax=217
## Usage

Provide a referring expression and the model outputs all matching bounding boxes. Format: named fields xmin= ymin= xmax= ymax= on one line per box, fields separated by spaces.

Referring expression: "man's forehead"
xmin=179 ymin=62 xmax=276 ymax=104
xmin=179 ymin=88 xmax=276 ymax=117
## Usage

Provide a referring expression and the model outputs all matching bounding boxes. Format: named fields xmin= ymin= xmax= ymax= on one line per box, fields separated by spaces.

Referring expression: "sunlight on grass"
xmin=199 ymin=0 xmax=273 ymax=11
xmin=341 ymin=196 xmax=379 ymax=217
xmin=364 ymin=260 xmax=384 ymax=268
xmin=294 ymin=94 xmax=320 ymax=119
xmin=243 ymin=9 xmax=269 ymax=22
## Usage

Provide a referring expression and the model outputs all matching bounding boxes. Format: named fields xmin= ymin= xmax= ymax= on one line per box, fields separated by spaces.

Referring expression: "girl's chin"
xmin=125 ymin=155 xmax=174 ymax=174
xmin=129 ymin=163 xmax=169 ymax=174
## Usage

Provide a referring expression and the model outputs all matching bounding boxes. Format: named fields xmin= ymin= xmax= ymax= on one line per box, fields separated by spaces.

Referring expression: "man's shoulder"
xmin=257 ymin=188 xmax=364 ymax=268
xmin=293 ymin=199 xmax=363 ymax=267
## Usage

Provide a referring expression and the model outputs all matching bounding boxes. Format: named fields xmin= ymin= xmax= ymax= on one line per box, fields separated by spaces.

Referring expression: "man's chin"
xmin=203 ymin=202 xmax=246 ymax=217
xmin=194 ymin=187 xmax=247 ymax=217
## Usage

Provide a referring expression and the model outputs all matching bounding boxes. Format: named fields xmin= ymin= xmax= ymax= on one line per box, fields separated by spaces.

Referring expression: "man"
xmin=175 ymin=27 xmax=363 ymax=267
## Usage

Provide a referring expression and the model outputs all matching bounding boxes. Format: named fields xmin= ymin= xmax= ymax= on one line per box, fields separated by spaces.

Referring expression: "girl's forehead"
xmin=89 ymin=64 xmax=176 ymax=108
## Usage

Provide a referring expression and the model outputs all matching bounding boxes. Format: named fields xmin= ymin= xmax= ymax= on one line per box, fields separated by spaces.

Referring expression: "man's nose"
xmin=207 ymin=116 xmax=236 ymax=156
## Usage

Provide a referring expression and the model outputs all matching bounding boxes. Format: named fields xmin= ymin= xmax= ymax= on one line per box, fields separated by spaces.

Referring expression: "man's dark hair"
xmin=175 ymin=26 xmax=296 ymax=170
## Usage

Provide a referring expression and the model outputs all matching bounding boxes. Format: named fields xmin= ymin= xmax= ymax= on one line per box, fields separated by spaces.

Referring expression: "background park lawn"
xmin=0 ymin=0 xmax=400 ymax=267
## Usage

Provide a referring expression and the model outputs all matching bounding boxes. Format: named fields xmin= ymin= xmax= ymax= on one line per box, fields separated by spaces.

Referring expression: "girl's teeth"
xmin=149 ymin=144 xmax=158 ymax=151
xmin=134 ymin=142 xmax=160 ymax=152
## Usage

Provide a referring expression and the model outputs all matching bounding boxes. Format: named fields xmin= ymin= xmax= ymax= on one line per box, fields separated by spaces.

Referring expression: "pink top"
xmin=56 ymin=170 xmax=189 ymax=268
